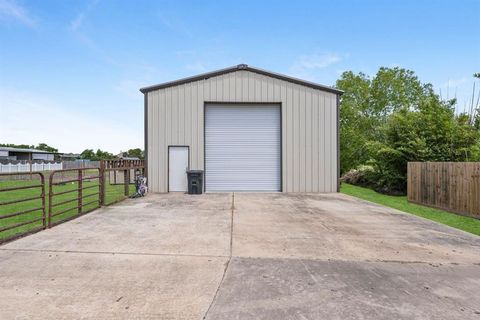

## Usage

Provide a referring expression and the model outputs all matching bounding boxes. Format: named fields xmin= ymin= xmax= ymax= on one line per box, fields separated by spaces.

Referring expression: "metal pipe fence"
xmin=0 ymin=172 xmax=46 ymax=244
xmin=48 ymin=168 xmax=102 ymax=227
xmin=0 ymin=160 xmax=145 ymax=244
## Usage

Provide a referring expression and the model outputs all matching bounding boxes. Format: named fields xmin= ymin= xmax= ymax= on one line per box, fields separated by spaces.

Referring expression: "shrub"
xmin=340 ymin=165 xmax=376 ymax=188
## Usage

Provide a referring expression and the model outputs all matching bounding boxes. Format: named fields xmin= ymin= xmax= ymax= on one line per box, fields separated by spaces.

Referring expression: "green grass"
xmin=341 ymin=183 xmax=480 ymax=236
xmin=0 ymin=173 xmax=135 ymax=242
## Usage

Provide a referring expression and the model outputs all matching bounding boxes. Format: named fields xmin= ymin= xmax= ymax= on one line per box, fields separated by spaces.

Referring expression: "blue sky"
xmin=0 ymin=0 xmax=479 ymax=153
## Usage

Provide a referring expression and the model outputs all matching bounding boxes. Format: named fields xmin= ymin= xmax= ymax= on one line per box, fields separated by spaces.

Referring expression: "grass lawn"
xmin=341 ymin=183 xmax=480 ymax=236
xmin=0 ymin=173 xmax=135 ymax=242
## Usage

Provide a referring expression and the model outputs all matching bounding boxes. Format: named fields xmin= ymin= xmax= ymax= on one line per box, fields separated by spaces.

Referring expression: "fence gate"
xmin=0 ymin=160 xmax=145 ymax=243
xmin=48 ymin=168 xmax=102 ymax=227
xmin=0 ymin=172 xmax=46 ymax=243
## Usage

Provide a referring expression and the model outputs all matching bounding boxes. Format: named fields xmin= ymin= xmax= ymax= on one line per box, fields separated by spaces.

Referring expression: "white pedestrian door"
xmin=205 ymin=104 xmax=281 ymax=192
xmin=168 ymin=147 xmax=189 ymax=192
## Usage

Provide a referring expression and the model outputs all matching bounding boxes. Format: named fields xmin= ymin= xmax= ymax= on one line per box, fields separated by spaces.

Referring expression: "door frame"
xmin=167 ymin=145 xmax=190 ymax=192
xmin=203 ymin=102 xmax=283 ymax=192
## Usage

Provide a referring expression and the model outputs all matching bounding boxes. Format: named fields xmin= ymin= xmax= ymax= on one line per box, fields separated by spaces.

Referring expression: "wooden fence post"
xmin=124 ymin=169 xmax=129 ymax=196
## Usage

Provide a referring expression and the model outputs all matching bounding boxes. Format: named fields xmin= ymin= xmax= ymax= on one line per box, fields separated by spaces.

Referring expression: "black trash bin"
xmin=186 ymin=170 xmax=204 ymax=194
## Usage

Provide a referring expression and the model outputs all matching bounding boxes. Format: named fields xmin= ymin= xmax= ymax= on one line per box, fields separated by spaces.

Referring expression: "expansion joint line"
xmin=203 ymin=192 xmax=235 ymax=319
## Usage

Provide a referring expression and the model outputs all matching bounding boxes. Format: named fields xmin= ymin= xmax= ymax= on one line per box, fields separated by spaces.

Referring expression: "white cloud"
xmin=0 ymin=88 xmax=142 ymax=153
xmin=291 ymin=53 xmax=342 ymax=72
xmin=0 ymin=0 xmax=35 ymax=27
xmin=289 ymin=53 xmax=345 ymax=81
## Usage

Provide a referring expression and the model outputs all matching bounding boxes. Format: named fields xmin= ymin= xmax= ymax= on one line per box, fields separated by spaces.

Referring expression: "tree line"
xmin=0 ymin=143 xmax=144 ymax=161
xmin=79 ymin=148 xmax=143 ymax=160
xmin=337 ymin=68 xmax=480 ymax=194
xmin=0 ymin=143 xmax=58 ymax=153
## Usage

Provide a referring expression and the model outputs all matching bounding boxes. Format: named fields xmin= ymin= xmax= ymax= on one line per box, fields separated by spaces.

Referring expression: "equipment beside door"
xmin=168 ymin=146 xmax=189 ymax=192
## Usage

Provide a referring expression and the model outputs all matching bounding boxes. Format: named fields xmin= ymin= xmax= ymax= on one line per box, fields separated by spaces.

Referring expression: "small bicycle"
xmin=131 ymin=170 xmax=148 ymax=198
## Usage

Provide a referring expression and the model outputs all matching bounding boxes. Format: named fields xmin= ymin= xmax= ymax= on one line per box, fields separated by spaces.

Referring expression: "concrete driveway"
xmin=0 ymin=193 xmax=479 ymax=319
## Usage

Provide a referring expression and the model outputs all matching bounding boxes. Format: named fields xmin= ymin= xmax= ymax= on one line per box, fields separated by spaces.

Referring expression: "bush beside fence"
xmin=407 ymin=162 xmax=480 ymax=219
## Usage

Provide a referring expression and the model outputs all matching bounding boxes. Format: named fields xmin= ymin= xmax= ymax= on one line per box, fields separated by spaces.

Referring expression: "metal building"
xmin=140 ymin=64 xmax=342 ymax=193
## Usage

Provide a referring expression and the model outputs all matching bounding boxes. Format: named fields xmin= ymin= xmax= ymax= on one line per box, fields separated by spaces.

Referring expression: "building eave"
xmin=139 ymin=64 xmax=344 ymax=95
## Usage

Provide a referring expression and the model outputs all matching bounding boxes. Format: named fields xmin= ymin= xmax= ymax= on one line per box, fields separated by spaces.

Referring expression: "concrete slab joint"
xmin=1 ymin=193 xmax=479 ymax=319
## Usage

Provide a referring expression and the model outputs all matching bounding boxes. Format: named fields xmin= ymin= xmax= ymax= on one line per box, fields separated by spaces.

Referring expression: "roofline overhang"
xmin=139 ymin=64 xmax=344 ymax=95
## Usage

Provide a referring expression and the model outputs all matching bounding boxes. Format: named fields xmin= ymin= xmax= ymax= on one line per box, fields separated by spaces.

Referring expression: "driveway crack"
xmin=203 ymin=192 xmax=235 ymax=319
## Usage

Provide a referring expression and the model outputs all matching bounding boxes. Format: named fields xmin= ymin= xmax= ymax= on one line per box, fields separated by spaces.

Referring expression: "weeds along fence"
xmin=407 ymin=162 xmax=480 ymax=219
xmin=0 ymin=160 xmax=145 ymax=243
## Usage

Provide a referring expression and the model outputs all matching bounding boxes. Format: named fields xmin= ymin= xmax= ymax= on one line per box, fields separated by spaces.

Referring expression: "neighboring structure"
xmin=140 ymin=64 xmax=342 ymax=193
xmin=0 ymin=147 xmax=55 ymax=161
xmin=59 ymin=153 xmax=81 ymax=161
xmin=116 ymin=152 xmax=140 ymax=160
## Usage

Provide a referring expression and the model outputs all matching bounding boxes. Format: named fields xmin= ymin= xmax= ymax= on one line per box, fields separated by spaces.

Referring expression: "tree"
xmin=336 ymin=71 xmax=374 ymax=173
xmin=95 ymin=149 xmax=115 ymax=160
xmin=0 ymin=143 xmax=58 ymax=152
xmin=336 ymin=67 xmax=431 ymax=174
xmin=337 ymin=67 xmax=480 ymax=194
xmin=367 ymin=97 xmax=480 ymax=193
xmin=35 ymin=143 xmax=58 ymax=153
xmin=80 ymin=149 xmax=115 ymax=160
xmin=125 ymin=148 xmax=143 ymax=159
xmin=80 ymin=149 xmax=97 ymax=160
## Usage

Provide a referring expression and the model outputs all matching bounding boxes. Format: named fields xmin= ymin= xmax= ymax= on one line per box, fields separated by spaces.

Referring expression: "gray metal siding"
xmin=147 ymin=70 xmax=338 ymax=193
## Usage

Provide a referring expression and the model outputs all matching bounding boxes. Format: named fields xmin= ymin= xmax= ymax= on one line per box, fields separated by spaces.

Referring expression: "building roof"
xmin=120 ymin=156 xmax=140 ymax=160
xmin=139 ymin=64 xmax=343 ymax=95
xmin=61 ymin=153 xmax=81 ymax=158
xmin=0 ymin=146 xmax=55 ymax=154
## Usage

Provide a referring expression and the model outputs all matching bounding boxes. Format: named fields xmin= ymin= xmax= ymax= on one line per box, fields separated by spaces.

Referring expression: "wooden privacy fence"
xmin=407 ymin=162 xmax=480 ymax=218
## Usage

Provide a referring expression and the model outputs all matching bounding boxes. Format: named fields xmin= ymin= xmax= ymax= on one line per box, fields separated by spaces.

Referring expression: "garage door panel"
xmin=205 ymin=105 xmax=281 ymax=192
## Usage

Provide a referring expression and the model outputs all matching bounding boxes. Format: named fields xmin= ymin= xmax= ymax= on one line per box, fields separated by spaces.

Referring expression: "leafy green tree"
xmin=35 ymin=143 xmax=58 ymax=153
xmin=336 ymin=71 xmax=374 ymax=173
xmin=80 ymin=149 xmax=115 ymax=160
xmin=367 ymin=97 xmax=480 ymax=193
xmin=0 ymin=143 xmax=32 ymax=149
xmin=370 ymin=67 xmax=433 ymax=118
xmin=95 ymin=149 xmax=114 ymax=160
xmin=336 ymin=67 xmax=430 ymax=173
xmin=337 ymin=67 xmax=480 ymax=194
xmin=125 ymin=148 xmax=143 ymax=159
xmin=0 ymin=143 xmax=58 ymax=152
xmin=80 ymin=149 xmax=97 ymax=160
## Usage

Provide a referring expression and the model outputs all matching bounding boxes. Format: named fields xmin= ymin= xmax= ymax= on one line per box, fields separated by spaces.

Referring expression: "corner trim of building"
xmin=144 ymin=92 xmax=148 ymax=182
xmin=336 ymin=94 xmax=341 ymax=192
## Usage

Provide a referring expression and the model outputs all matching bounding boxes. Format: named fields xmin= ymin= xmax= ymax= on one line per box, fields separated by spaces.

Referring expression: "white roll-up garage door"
xmin=205 ymin=104 xmax=281 ymax=192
